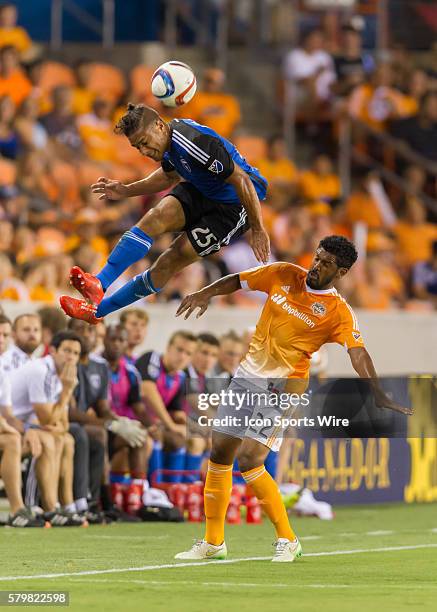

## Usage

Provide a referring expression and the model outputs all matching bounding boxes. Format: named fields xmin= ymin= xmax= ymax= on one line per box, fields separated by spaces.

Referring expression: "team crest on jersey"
xmin=208 ymin=159 xmax=223 ymax=174
xmin=311 ymin=302 xmax=327 ymax=317
xmin=180 ymin=158 xmax=191 ymax=173
xmin=281 ymin=285 xmax=290 ymax=294
xmin=90 ymin=374 xmax=101 ymax=389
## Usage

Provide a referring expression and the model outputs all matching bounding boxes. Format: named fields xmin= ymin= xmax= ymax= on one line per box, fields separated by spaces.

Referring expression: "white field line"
xmin=1 ymin=543 xmax=437 ymax=582
xmin=68 ymin=579 xmax=437 ymax=590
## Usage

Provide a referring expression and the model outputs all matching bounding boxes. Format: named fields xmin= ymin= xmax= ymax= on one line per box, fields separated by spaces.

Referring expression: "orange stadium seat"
xmin=38 ymin=61 xmax=76 ymax=93
xmin=0 ymin=158 xmax=17 ymax=185
xmin=130 ymin=64 xmax=155 ymax=97
xmin=86 ymin=63 xmax=125 ymax=101
xmin=234 ymin=136 xmax=267 ymax=165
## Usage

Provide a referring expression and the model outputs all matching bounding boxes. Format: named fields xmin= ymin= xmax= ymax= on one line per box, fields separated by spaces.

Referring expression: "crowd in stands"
xmin=0 ymin=4 xmax=436 ymax=312
xmin=0 ymin=305 xmax=258 ymax=526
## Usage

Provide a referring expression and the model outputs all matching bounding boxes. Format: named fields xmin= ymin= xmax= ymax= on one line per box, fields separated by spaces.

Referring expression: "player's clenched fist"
xmin=60 ymin=362 xmax=78 ymax=393
xmin=91 ymin=177 xmax=129 ymax=201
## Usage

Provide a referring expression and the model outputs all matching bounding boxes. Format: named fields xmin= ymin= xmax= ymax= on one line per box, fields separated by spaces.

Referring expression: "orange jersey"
xmin=239 ymin=262 xmax=364 ymax=378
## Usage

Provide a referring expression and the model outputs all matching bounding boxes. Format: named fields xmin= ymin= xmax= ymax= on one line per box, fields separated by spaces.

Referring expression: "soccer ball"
xmin=151 ymin=61 xmax=197 ymax=108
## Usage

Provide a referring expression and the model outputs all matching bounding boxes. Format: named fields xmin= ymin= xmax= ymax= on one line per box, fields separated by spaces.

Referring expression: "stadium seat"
xmin=130 ymin=64 xmax=155 ymax=97
xmin=38 ymin=61 xmax=76 ymax=93
xmin=0 ymin=158 xmax=17 ymax=185
xmin=86 ymin=63 xmax=126 ymax=101
xmin=234 ymin=136 xmax=267 ymax=164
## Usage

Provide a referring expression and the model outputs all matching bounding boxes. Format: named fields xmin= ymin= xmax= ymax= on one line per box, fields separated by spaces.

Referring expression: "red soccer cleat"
xmin=59 ymin=296 xmax=103 ymax=325
xmin=69 ymin=266 xmax=104 ymax=305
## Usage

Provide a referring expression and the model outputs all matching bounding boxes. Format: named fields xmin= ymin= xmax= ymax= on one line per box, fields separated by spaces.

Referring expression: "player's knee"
xmin=139 ymin=208 xmax=167 ymax=236
xmin=210 ymin=442 xmax=234 ymax=466
xmin=63 ymin=433 xmax=75 ymax=457
xmin=236 ymin=448 xmax=266 ymax=473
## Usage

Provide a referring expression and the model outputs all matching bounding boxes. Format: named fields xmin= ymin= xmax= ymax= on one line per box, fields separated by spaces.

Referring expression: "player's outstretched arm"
xmin=91 ymin=168 xmax=179 ymax=201
xmin=348 ymin=347 xmax=413 ymax=415
xmin=226 ymin=165 xmax=270 ymax=264
xmin=176 ymin=273 xmax=241 ymax=319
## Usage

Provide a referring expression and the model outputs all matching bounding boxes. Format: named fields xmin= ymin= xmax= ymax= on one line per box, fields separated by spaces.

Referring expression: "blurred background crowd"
xmin=0 ymin=1 xmax=436 ymax=312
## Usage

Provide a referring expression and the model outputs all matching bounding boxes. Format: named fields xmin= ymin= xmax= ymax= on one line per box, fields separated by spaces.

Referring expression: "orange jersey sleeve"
xmin=329 ymin=299 xmax=364 ymax=350
xmin=239 ymin=262 xmax=301 ymax=294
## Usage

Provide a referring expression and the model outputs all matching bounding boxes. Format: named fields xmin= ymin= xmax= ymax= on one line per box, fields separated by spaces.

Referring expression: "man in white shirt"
xmin=0 ymin=368 xmax=45 ymax=526
xmin=283 ymin=28 xmax=335 ymax=106
xmin=0 ymin=314 xmax=46 ymax=527
xmin=9 ymin=330 xmax=86 ymax=526
xmin=1 ymin=313 xmax=41 ymax=372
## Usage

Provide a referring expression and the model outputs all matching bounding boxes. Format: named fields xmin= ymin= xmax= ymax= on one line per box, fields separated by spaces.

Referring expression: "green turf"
xmin=1 ymin=503 xmax=437 ymax=611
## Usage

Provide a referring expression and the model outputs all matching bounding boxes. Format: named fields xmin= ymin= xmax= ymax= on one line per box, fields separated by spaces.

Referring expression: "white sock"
xmin=75 ymin=498 xmax=88 ymax=512
xmin=64 ymin=503 xmax=77 ymax=513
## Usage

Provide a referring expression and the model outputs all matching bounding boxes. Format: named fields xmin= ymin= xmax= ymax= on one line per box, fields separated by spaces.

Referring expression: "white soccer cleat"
xmin=174 ymin=539 xmax=227 ymax=560
xmin=272 ymin=537 xmax=302 ymax=563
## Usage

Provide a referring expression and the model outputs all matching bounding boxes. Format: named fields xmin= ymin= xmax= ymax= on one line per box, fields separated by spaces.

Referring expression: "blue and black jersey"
xmin=161 ymin=119 xmax=268 ymax=205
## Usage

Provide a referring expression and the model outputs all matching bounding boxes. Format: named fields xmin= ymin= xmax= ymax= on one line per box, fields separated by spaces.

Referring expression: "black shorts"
xmin=170 ymin=182 xmax=250 ymax=257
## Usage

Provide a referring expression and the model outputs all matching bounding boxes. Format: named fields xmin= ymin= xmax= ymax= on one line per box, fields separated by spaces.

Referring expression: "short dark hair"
xmin=319 ymin=235 xmax=358 ymax=269
xmin=168 ymin=330 xmax=197 ymax=346
xmin=114 ymin=103 xmax=160 ymax=137
xmin=0 ymin=314 xmax=11 ymax=326
xmin=197 ymin=333 xmax=220 ymax=347
xmin=38 ymin=307 xmax=67 ymax=334
xmin=50 ymin=330 xmax=83 ymax=353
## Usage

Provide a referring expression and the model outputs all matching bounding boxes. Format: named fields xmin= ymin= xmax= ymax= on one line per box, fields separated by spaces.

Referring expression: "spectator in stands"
xmin=210 ymin=330 xmax=244 ymax=383
xmin=0 ymin=3 xmax=32 ymax=56
xmin=77 ymin=98 xmax=116 ymax=163
xmin=0 ymin=366 xmax=46 ymax=527
xmin=394 ymin=196 xmax=437 ymax=267
xmin=72 ymin=59 xmax=95 ymax=115
xmin=65 ymin=209 xmax=109 ymax=269
xmin=390 ymin=91 xmax=437 ymax=162
xmin=348 ymin=62 xmax=405 ymax=132
xmin=15 ymin=95 xmax=48 ymax=152
xmin=298 ymin=153 xmax=341 ymax=204
xmin=37 ymin=306 xmax=67 ymax=355
xmin=0 ymin=94 xmax=18 ymax=158
xmin=68 ymin=319 xmax=146 ymax=520
xmin=40 ymin=85 xmax=82 ymax=159
xmin=283 ymin=28 xmax=335 ymax=110
xmin=119 ymin=308 xmax=149 ymax=364
xmin=1 ymin=312 xmax=41 ymax=371
xmin=412 ymin=240 xmax=437 ymax=308
xmin=255 ymin=134 xmax=298 ymax=187
xmin=184 ymin=332 xmax=220 ymax=481
xmin=0 ymin=218 xmax=12 ymax=254
xmin=136 ymin=331 xmax=196 ymax=483
xmin=0 ymin=312 xmax=11 ymax=354
xmin=397 ymin=68 xmax=430 ymax=119
xmin=0 ymin=45 xmax=31 ymax=106
xmin=184 ymin=68 xmax=241 ymax=139
xmin=0 ymin=252 xmax=28 ymax=300
xmin=8 ymin=330 xmax=86 ymax=526
xmin=24 ymin=260 xmax=58 ymax=303
xmin=345 ymin=168 xmax=385 ymax=229
xmin=332 ymin=24 xmax=371 ymax=99
xmin=103 ymin=324 xmax=151 ymax=513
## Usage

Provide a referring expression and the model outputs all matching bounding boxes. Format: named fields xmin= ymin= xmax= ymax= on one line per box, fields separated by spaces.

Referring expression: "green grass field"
xmin=1 ymin=503 xmax=437 ymax=611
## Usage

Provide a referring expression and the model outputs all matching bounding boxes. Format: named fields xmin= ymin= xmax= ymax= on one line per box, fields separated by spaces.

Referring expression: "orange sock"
xmin=242 ymin=464 xmax=296 ymax=541
xmin=204 ymin=460 xmax=233 ymax=546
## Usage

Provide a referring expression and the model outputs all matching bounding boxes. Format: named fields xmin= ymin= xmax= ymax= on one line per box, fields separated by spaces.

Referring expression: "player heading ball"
xmin=60 ymin=103 xmax=269 ymax=324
